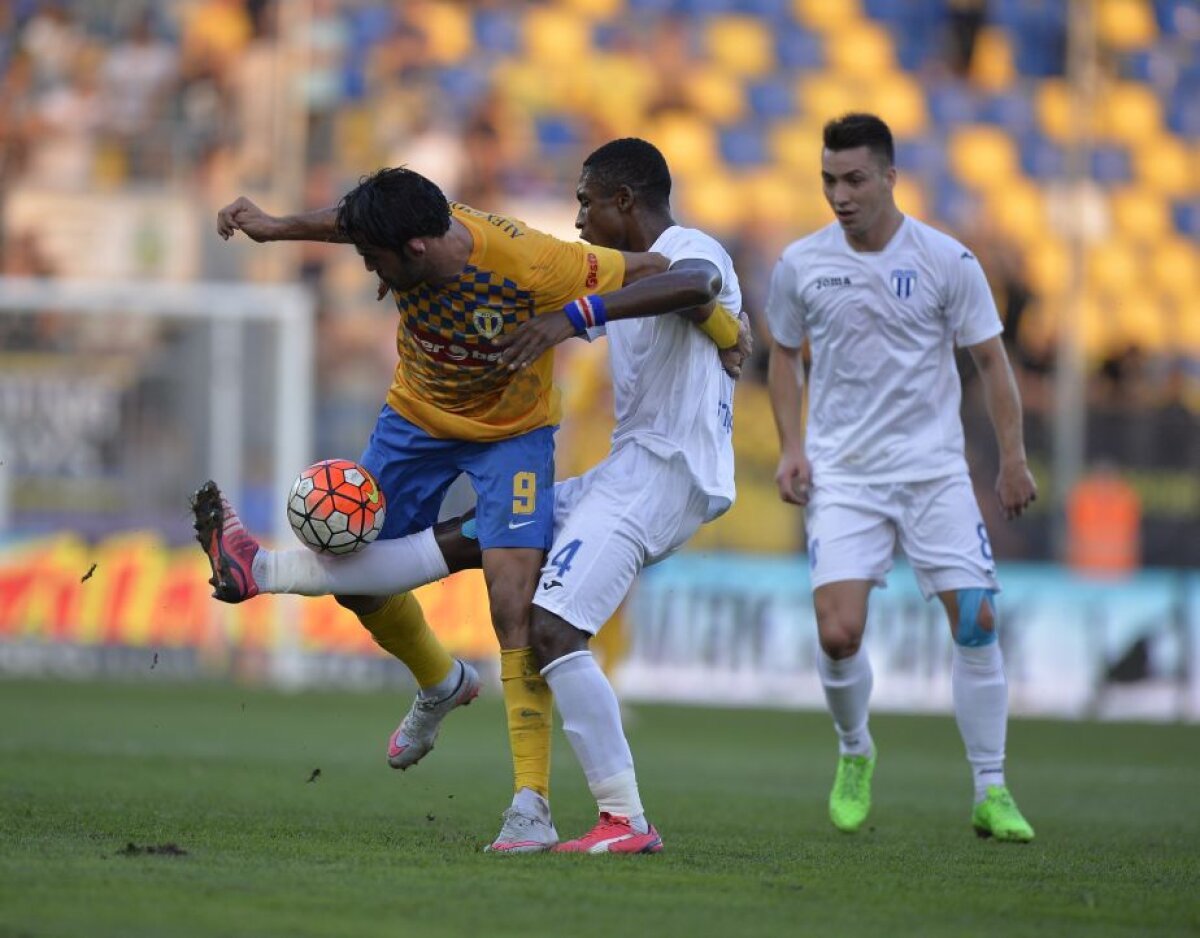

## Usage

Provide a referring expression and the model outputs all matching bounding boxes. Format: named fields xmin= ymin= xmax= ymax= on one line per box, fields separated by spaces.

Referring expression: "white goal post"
xmin=0 ymin=276 xmax=315 ymax=544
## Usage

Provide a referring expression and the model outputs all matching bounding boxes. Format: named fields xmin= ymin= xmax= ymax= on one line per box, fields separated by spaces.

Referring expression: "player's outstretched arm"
xmin=216 ymin=197 xmax=349 ymax=244
xmin=768 ymin=340 xmax=812 ymax=506
xmin=496 ymin=259 xmax=723 ymax=371
xmin=968 ymin=335 xmax=1037 ymax=520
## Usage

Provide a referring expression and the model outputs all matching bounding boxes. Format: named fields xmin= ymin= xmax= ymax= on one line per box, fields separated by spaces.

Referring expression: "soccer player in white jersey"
xmin=766 ymin=113 xmax=1038 ymax=842
xmin=199 ymin=139 xmax=747 ymax=854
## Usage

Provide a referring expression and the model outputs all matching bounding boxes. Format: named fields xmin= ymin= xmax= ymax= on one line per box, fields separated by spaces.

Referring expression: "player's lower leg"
xmin=356 ymin=593 xmax=480 ymax=770
xmin=543 ymin=650 xmax=662 ymax=854
xmin=486 ymin=647 xmax=557 ymax=853
xmin=818 ymin=647 xmax=876 ymax=832
xmin=950 ymin=590 xmax=1033 ymax=842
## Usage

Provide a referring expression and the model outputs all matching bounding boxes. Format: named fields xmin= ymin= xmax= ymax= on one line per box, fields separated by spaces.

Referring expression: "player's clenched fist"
xmin=217 ymin=196 xmax=282 ymax=242
xmin=775 ymin=451 xmax=812 ymax=506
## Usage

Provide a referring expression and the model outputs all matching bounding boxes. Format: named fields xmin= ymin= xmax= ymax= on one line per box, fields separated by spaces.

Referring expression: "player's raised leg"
xmin=939 ymin=587 xmax=1034 ymax=843
xmin=814 ymin=579 xmax=877 ymax=834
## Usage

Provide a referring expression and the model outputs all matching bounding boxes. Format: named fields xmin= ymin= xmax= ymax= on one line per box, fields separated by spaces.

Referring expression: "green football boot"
xmin=829 ymin=752 xmax=876 ymax=833
xmin=972 ymin=785 xmax=1035 ymax=843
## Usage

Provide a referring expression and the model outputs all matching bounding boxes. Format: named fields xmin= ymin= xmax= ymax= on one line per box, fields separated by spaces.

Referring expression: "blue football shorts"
xmin=359 ymin=405 xmax=555 ymax=550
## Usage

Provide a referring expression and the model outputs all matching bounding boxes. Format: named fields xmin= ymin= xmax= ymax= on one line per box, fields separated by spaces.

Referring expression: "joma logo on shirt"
xmin=813 ymin=276 xmax=852 ymax=290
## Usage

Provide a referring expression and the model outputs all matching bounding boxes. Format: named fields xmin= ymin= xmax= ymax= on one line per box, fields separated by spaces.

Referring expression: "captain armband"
xmin=697 ymin=303 xmax=742 ymax=350
xmin=563 ymin=295 xmax=608 ymax=335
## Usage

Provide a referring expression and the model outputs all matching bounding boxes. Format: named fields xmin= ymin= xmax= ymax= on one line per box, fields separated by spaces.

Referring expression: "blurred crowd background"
xmin=0 ymin=0 xmax=1197 ymax=571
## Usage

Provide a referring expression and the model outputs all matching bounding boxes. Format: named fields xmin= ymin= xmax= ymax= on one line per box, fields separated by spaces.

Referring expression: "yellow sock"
xmin=500 ymin=647 xmax=552 ymax=798
xmin=358 ymin=592 xmax=454 ymax=689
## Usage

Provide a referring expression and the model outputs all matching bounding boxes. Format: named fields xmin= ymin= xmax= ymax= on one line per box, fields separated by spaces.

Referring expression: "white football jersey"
xmin=765 ymin=216 xmax=1002 ymax=483
xmin=592 ymin=225 xmax=740 ymax=520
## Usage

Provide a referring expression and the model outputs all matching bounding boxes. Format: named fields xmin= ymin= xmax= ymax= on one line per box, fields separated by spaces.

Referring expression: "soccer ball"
xmin=286 ymin=459 xmax=386 ymax=555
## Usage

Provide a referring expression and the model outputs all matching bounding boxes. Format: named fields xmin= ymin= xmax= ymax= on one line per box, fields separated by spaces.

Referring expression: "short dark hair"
xmin=823 ymin=113 xmax=894 ymax=168
xmin=582 ymin=138 xmax=672 ymax=209
xmin=336 ymin=167 xmax=451 ymax=249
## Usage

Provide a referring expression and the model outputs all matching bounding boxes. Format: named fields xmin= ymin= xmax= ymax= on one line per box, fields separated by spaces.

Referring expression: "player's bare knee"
xmin=819 ymin=624 xmax=863 ymax=659
xmin=335 ymin=593 xmax=386 ymax=616
xmin=487 ymin=582 xmax=532 ymax=647
xmin=530 ymin=607 xmax=587 ymax=670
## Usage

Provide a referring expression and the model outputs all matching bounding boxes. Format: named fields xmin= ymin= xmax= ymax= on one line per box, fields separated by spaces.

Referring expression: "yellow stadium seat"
xmin=1087 ymin=242 xmax=1143 ymax=299
xmin=642 ymin=110 xmax=719 ymax=179
xmin=677 ymin=171 xmax=746 ymax=232
xmin=683 ymin=65 xmax=747 ymax=124
xmin=493 ymin=60 xmax=571 ymax=114
xmin=865 ymin=73 xmax=928 ymax=138
xmin=1035 ymin=79 xmax=1101 ymax=142
xmin=1114 ymin=295 xmax=1168 ymax=350
xmin=1076 ymin=294 xmax=1116 ymax=362
xmin=893 ymin=176 xmax=927 ymax=219
xmin=826 ymin=23 xmax=896 ymax=80
xmin=796 ymin=73 xmax=867 ymax=126
xmin=948 ymin=125 xmax=1020 ymax=191
xmin=1150 ymin=238 xmax=1200 ymax=301
xmin=1110 ymin=188 xmax=1171 ymax=243
xmin=970 ymin=27 xmax=1016 ymax=93
xmin=983 ymin=182 xmax=1046 ymax=241
xmin=793 ymin=0 xmax=863 ymax=33
xmin=1100 ymin=83 xmax=1163 ymax=144
xmin=704 ymin=15 xmax=775 ymax=79
xmin=768 ymin=118 xmax=825 ymax=178
xmin=409 ymin=1 xmax=472 ymax=64
xmin=1132 ymin=135 xmax=1195 ymax=198
xmin=523 ymin=6 xmax=590 ymax=66
xmin=742 ymin=169 xmax=805 ymax=226
xmin=560 ymin=0 xmax=624 ymax=20
xmin=1174 ymin=297 xmax=1200 ymax=356
xmin=585 ymin=53 xmax=656 ymax=131
xmin=1098 ymin=0 xmax=1158 ymax=50
xmin=1024 ymin=235 xmax=1072 ymax=296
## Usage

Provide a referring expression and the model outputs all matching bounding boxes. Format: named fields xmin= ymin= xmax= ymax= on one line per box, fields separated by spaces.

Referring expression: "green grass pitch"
xmin=0 ymin=679 xmax=1197 ymax=937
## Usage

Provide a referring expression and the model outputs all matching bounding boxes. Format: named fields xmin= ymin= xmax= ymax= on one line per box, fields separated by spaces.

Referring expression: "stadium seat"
xmin=642 ymin=109 xmax=720 ymax=178
xmin=825 ymin=23 xmax=896 ymax=80
xmin=719 ymin=124 xmax=769 ymax=168
xmin=683 ymin=66 xmax=748 ymax=124
xmin=895 ymin=136 xmax=949 ymax=178
xmin=1024 ymin=234 xmax=1071 ymax=297
xmin=795 ymin=73 xmax=866 ymax=125
xmin=677 ymin=170 xmax=746 ymax=230
xmin=535 ymin=116 xmax=584 ymax=158
xmin=1110 ymin=188 xmax=1171 ymax=243
xmin=473 ymin=8 xmax=521 ymax=55
xmin=1018 ymin=132 xmax=1066 ymax=181
xmin=979 ymin=91 xmax=1037 ymax=136
xmin=927 ymin=82 xmax=982 ymax=127
xmin=1132 ymin=135 xmax=1197 ymax=199
xmin=793 ymin=0 xmax=864 ymax=33
xmin=767 ymin=118 xmax=824 ymax=177
xmin=747 ymin=78 xmax=795 ymax=121
xmin=1035 ymin=79 xmax=1101 ymax=141
xmin=947 ymin=125 xmax=1020 ymax=191
xmin=560 ymin=0 xmax=625 ymax=19
xmin=774 ymin=23 xmax=825 ymax=70
xmin=1090 ymin=145 xmax=1134 ymax=187
xmin=983 ymin=182 xmax=1046 ymax=241
xmin=1101 ymin=83 xmax=1163 ymax=145
xmin=1150 ymin=237 xmax=1199 ymax=301
xmin=523 ymin=6 xmax=591 ymax=65
xmin=409 ymin=2 xmax=473 ymax=64
xmin=1087 ymin=241 xmax=1143 ymax=300
xmin=704 ymin=15 xmax=776 ymax=79
xmin=865 ymin=72 xmax=928 ymax=138
xmin=970 ymin=27 xmax=1017 ymax=93
xmin=892 ymin=175 xmax=927 ymax=220
xmin=742 ymin=167 xmax=804 ymax=225
xmin=1172 ymin=200 xmax=1200 ymax=238
xmin=1114 ymin=295 xmax=1168 ymax=351
xmin=1098 ymin=0 xmax=1158 ymax=50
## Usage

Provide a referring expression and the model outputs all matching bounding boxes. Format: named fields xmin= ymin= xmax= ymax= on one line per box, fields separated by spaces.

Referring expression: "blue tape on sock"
xmin=955 ymin=588 xmax=997 ymax=646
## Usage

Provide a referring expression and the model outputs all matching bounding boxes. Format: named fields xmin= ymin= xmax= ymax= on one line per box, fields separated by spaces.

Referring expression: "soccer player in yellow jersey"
xmin=199 ymin=166 xmax=735 ymax=850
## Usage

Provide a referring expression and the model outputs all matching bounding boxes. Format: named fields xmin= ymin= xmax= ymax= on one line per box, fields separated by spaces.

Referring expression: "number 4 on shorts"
xmin=548 ymin=539 xmax=582 ymax=579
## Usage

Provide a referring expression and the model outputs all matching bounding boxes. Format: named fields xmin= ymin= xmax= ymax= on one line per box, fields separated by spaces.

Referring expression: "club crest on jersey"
xmin=471 ymin=307 xmax=505 ymax=339
xmin=890 ymin=268 xmax=917 ymax=300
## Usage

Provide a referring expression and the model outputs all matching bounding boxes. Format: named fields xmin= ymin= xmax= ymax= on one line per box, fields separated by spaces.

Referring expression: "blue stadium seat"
xmin=679 ymin=0 xmax=739 ymax=14
xmin=535 ymin=116 xmax=584 ymax=158
xmin=719 ymin=125 xmax=769 ymax=167
xmin=1154 ymin=0 xmax=1192 ymax=33
xmin=1166 ymin=84 xmax=1200 ymax=136
xmin=775 ymin=24 xmax=824 ymax=70
xmin=933 ymin=175 xmax=977 ymax=228
xmin=1090 ymin=146 xmax=1133 ymax=186
xmin=980 ymin=92 xmax=1037 ymax=134
xmin=734 ymin=0 xmax=792 ymax=20
xmin=1018 ymin=133 xmax=1066 ymax=181
xmin=437 ymin=66 xmax=491 ymax=113
xmin=895 ymin=137 xmax=948 ymax=177
xmin=1172 ymin=201 xmax=1200 ymax=238
xmin=746 ymin=78 xmax=794 ymax=120
xmin=473 ymin=8 xmax=521 ymax=56
xmin=927 ymin=83 xmax=981 ymax=125
xmin=627 ymin=0 xmax=682 ymax=14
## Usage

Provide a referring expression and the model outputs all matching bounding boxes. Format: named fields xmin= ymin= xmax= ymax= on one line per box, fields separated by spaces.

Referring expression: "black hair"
xmin=823 ymin=113 xmax=895 ymax=168
xmin=581 ymin=138 xmax=672 ymax=209
xmin=336 ymin=167 xmax=451 ymax=249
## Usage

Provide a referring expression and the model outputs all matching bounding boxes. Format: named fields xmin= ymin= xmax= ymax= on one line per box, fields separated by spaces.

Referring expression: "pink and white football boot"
xmin=553 ymin=813 xmax=663 ymax=854
xmin=191 ymin=480 xmax=261 ymax=603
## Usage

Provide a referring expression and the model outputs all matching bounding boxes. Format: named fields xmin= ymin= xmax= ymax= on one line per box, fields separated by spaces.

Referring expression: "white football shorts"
xmin=804 ymin=473 xmax=1000 ymax=599
xmin=535 ymin=442 xmax=711 ymax=634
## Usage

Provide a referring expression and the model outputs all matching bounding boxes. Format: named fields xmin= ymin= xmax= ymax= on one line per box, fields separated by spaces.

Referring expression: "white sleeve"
xmin=945 ymin=250 xmax=1003 ymax=347
xmin=765 ymin=254 xmax=806 ymax=348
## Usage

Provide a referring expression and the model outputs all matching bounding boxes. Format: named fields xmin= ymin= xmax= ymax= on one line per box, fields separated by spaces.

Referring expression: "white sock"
xmin=511 ymin=786 xmax=552 ymax=823
xmin=952 ymin=642 xmax=1008 ymax=802
xmin=253 ymin=528 xmax=449 ymax=597
xmin=543 ymin=651 xmax=645 ymax=825
xmin=420 ymin=658 xmax=462 ymax=702
xmin=817 ymin=648 xmax=875 ymax=757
